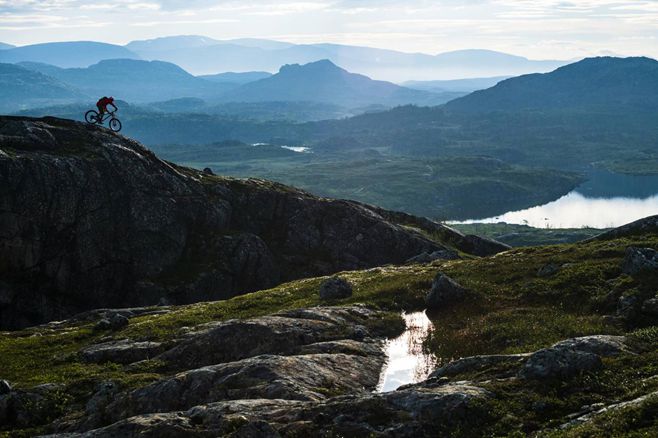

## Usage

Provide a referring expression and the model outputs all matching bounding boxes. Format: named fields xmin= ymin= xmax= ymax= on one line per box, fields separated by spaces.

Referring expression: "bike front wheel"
xmin=85 ymin=110 xmax=99 ymax=124
xmin=109 ymin=118 xmax=122 ymax=132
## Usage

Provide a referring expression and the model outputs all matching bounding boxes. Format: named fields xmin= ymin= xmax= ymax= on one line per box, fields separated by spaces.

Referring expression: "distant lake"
xmin=456 ymin=169 xmax=658 ymax=228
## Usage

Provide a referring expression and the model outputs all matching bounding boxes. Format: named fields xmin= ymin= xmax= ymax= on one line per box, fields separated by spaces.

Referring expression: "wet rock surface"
xmin=0 ymin=116 xmax=486 ymax=329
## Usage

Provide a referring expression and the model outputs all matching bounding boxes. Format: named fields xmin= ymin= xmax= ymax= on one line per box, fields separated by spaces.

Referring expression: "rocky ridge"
xmin=0 ymin=116 xmax=508 ymax=329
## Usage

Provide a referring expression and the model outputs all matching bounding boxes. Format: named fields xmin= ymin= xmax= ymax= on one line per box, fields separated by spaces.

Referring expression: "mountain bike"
xmin=85 ymin=109 xmax=122 ymax=132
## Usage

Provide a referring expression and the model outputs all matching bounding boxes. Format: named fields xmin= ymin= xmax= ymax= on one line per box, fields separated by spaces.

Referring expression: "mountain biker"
xmin=96 ymin=96 xmax=117 ymax=121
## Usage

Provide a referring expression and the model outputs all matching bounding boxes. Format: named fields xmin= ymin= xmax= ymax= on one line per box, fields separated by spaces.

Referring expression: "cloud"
xmin=1 ymin=0 xmax=657 ymax=60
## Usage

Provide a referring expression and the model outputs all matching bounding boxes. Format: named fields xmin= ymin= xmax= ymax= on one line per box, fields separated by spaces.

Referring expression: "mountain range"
xmin=0 ymin=41 xmax=139 ymax=68
xmin=446 ymin=56 xmax=658 ymax=112
xmin=9 ymin=58 xmax=454 ymax=110
xmin=0 ymin=36 xmax=569 ymax=81
xmin=0 ymin=63 xmax=85 ymax=112
xmin=218 ymin=60 xmax=450 ymax=107
xmin=16 ymin=59 xmax=235 ymax=103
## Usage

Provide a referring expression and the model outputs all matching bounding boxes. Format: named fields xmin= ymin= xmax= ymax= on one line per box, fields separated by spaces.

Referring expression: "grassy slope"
xmin=451 ymin=222 xmax=606 ymax=247
xmin=1 ymin=232 xmax=657 ymax=436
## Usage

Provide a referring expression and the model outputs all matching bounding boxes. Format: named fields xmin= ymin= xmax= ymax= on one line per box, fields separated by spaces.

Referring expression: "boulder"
xmin=551 ymin=335 xmax=630 ymax=356
xmin=0 ymin=380 xmax=11 ymax=395
xmin=641 ymin=298 xmax=658 ymax=316
xmin=519 ymin=348 xmax=602 ymax=380
xmin=622 ymin=247 xmax=658 ymax=275
xmin=425 ymin=273 xmax=467 ymax=309
xmin=94 ymin=319 xmax=111 ymax=331
xmin=406 ymin=250 xmax=460 ymax=264
xmin=519 ymin=335 xmax=629 ymax=380
xmin=319 ymin=277 xmax=353 ymax=300
xmin=537 ymin=263 xmax=560 ymax=277
xmin=617 ymin=294 xmax=640 ymax=320
xmin=109 ymin=313 xmax=130 ymax=330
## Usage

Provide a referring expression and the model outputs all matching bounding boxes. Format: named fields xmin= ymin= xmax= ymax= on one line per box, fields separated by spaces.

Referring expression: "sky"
xmin=1 ymin=0 xmax=657 ymax=59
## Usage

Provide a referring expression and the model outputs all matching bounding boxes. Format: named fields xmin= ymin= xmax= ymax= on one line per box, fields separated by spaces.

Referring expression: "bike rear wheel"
xmin=109 ymin=118 xmax=122 ymax=132
xmin=85 ymin=110 xmax=99 ymax=124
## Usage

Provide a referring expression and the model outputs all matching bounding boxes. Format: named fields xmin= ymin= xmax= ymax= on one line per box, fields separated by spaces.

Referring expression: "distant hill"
xmin=0 ymin=41 xmax=140 ymax=68
xmin=125 ymin=35 xmax=222 ymax=52
xmin=446 ymin=56 xmax=658 ymax=112
xmin=0 ymin=63 xmax=86 ymax=112
xmin=0 ymin=43 xmax=13 ymax=50
xmin=125 ymin=36 xmax=568 ymax=81
xmin=402 ymin=76 xmax=510 ymax=93
xmin=18 ymin=59 xmax=235 ymax=103
xmin=219 ymin=60 xmax=449 ymax=107
xmin=199 ymin=71 xmax=272 ymax=84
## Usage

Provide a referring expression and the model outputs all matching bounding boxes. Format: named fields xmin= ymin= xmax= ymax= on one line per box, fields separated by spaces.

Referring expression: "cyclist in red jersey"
xmin=96 ymin=96 xmax=117 ymax=121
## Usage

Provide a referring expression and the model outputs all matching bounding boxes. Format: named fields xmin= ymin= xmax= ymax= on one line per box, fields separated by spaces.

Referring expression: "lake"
xmin=456 ymin=169 xmax=658 ymax=228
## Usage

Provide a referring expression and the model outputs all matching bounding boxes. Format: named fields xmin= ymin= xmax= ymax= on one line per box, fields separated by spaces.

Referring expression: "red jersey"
xmin=96 ymin=97 xmax=114 ymax=109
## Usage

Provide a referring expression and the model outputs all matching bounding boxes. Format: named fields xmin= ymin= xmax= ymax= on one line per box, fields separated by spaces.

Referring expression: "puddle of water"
xmin=376 ymin=311 xmax=438 ymax=392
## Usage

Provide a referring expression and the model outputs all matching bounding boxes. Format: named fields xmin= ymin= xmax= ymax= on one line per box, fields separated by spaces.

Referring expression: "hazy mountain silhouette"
xmin=403 ymin=76 xmax=510 ymax=93
xmin=0 ymin=41 xmax=140 ymax=68
xmin=218 ymin=59 xmax=449 ymax=107
xmin=0 ymin=63 xmax=86 ymax=112
xmin=125 ymin=36 xmax=568 ymax=81
xmin=18 ymin=59 xmax=235 ymax=103
xmin=0 ymin=42 xmax=14 ymax=50
xmin=446 ymin=57 xmax=658 ymax=112
xmin=199 ymin=71 xmax=272 ymax=84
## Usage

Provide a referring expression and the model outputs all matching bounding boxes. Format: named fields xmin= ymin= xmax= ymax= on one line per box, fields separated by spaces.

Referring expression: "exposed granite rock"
xmin=551 ymin=335 xmax=630 ymax=356
xmin=425 ymin=273 xmax=467 ymax=309
xmin=80 ymin=339 xmax=165 ymax=364
xmin=0 ymin=116 xmax=464 ymax=329
xmin=430 ymin=354 xmax=531 ymax=379
xmin=319 ymin=277 xmax=353 ymax=300
xmin=519 ymin=335 xmax=629 ymax=380
xmin=97 ymin=351 xmax=384 ymax=428
xmin=558 ymin=390 xmax=658 ymax=431
xmin=52 ymin=383 xmax=491 ymax=438
xmin=155 ymin=306 xmax=380 ymax=371
xmin=622 ymin=247 xmax=658 ymax=275
xmin=406 ymin=249 xmax=460 ymax=264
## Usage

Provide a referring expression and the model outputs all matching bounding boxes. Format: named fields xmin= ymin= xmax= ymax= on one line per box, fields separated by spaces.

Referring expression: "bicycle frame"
xmin=97 ymin=111 xmax=117 ymax=123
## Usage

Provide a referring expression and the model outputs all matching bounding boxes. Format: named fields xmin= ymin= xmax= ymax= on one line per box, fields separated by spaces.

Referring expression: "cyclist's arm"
xmin=108 ymin=102 xmax=118 ymax=112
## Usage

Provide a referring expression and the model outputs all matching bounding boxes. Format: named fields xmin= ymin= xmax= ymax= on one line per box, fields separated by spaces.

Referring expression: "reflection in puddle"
xmin=376 ymin=311 xmax=438 ymax=392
